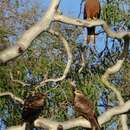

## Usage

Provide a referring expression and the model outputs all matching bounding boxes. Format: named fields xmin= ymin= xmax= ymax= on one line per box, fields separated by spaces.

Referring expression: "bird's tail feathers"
xmin=91 ymin=115 xmax=100 ymax=130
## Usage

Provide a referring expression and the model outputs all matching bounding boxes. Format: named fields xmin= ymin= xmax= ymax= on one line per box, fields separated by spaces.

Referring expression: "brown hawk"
xmin=84 ymin=0 xmax=101 ymax=44
xmin=73 ymin=90 xmax=100 ymax=130
xmin=22 ymin=93 xmax=47 ymax=130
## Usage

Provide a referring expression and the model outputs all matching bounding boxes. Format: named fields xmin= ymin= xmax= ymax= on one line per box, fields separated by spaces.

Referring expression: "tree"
xmin=0 ymin=0 xmax=130 ymax=130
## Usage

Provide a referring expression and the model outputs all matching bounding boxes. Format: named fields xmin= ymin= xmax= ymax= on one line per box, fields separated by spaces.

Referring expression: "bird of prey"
xmin=22 ymin=93 xmax=47 ymax=130
xmin=84 ymin=0 xmax=101 ymax=44
xmin=73 ymin=90 xmax=100 ymax=130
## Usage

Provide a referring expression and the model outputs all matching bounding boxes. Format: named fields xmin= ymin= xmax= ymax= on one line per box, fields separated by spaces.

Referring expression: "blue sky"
xmin=41 ymin=0 xmax=83 ymax=17
xmin=60 ymin=0 xmax=83 ymax=17
xmin=8 ymin=0 xmax=106 ymax=51
xmin=40 ymin=0 xmax=105 ymax=51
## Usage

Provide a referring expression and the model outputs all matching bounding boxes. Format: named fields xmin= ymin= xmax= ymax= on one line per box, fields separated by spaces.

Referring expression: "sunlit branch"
xmin=101 ymin=34 xmax=129 ymax=130
xmin=78 ymin=52 xmax=85 ymax=73
xmin=6 ymin=100 xmax=130 ymax=130
xmin=36 ymin=29 xmax=72 ymax=89
xmin=0 ymin=92 xmax=24 ymax=104
xmin=10 ymin=72 xmax=30 ymax=87
xmin=54 ymin=14 xmax=130 ymax=39
xmin=6 ymin=123 xmax=26 ymax=130
xmin=34 ymin=100 xmax=130 ymax=129
xmin=0 ymin=0 xmax=61 ymax=63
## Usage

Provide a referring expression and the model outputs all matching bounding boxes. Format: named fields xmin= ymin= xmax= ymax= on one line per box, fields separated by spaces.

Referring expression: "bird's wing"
xmin=75 ymin=96 xmax=94 ymax=114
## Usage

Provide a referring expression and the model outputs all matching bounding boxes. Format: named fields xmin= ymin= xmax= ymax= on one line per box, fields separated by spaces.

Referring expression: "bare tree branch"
xmin=101 ymin=34 xmax=129 ymax=130
xmin=0 ymin=1 xmax=129 ymax=130
xmin=0 ymin=92 xmax=24 ymax=104
xmin=1 ymin=8 xmax=129 ymax=64
xmin=78 ymin=51 xmax=85 ymax=73
xmin=6 ymin=123 xmax=26 ymax=130
xmin=0 ymin=0 xmax=61 ymax=63
xmin=101 ymin=60 xmax=128 ymax=130
xmin=54 ymin=14 xmax=130 ymax=39
xmin=36 ymin=29 xmax=72 ymax=89
xmin=34 ymin=100 xmax=130 ymax=129
xmin=10 ymin=72 xmax=30 ymax=87
xmin=5 ymin=100 xmax=130 ymax=130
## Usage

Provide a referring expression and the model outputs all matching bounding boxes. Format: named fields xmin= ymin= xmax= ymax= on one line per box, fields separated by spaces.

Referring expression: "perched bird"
xmin=22 ymin=93 xmax=47 ymax=130
xmin=73 ymin=90 xmax=100 ymax=130
xmin=84 ymin=0 xmax=101 ymax=44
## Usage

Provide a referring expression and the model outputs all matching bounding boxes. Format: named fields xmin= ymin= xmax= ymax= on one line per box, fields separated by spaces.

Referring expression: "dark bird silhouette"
xmin=73 ymin=90 xmax=100 ymax=130
xmin=84 ymin=0 xmax=101 ymax=44
xmin=22 ymin=93 xmax=47 ymax=130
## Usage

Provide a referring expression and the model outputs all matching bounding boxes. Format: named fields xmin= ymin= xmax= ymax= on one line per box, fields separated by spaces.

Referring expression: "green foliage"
xmin=101 ymin=0 xmax=129 ymax=27
xmin=102 ymin=3 xmax=122 ymax=25
xmin=0 ymin=0 xmax=129 ymax=129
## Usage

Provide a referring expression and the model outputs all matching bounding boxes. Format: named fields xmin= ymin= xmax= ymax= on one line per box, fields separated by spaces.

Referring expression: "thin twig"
xmin=35 ymin=29 xmax=72 ymax=89
xmin=10 ymin=72 xmax=30 ymax=87
xmin=0 ymin=92 xmax=24 ymax=104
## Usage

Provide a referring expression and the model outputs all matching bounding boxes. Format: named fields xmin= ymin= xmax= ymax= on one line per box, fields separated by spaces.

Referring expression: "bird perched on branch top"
xmin=22 ymin=93 xmax=47 ymax=130
xmin=70 ymin=81 xmax=100 ymax=130
xmin=84 ymin=0 xmax=101 ymax=44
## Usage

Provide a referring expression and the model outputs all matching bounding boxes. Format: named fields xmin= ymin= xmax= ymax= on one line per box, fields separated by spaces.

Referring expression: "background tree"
xmin=0 ymin=0 xmax=129 ymax=130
